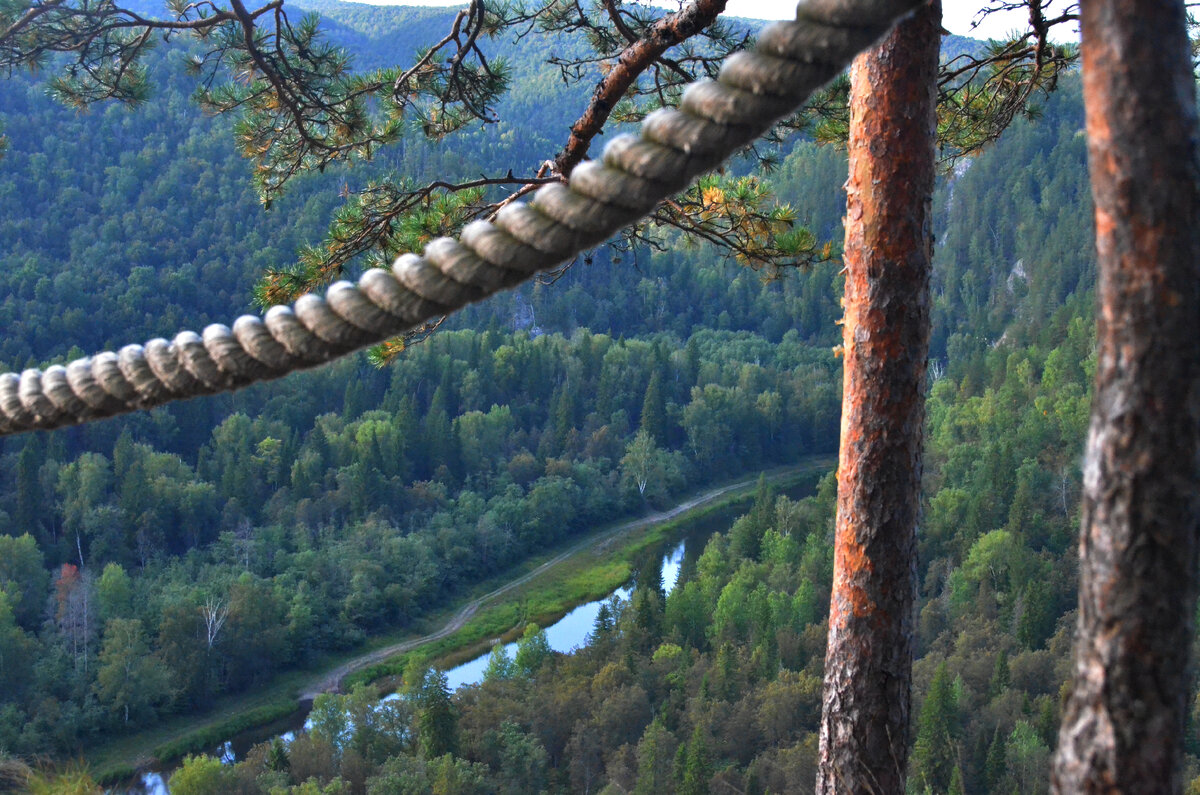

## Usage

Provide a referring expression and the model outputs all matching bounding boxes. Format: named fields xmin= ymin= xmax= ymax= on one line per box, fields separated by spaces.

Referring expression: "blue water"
xmin=121 ymin=539 xmax=689 ymax=795
xmin=444 ymin=539 xmax=687 ymax=689
xmin=121 ymin=474 xmax=824 ymax=795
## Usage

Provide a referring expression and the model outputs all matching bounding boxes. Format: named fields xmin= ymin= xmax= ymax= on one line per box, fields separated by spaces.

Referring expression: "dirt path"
xmin=298 ymin=461 xmax=828 ymax=702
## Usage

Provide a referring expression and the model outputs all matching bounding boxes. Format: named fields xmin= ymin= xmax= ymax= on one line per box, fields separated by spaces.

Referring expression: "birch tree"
xmin=201 ymin=594 xmax=230 ymax=651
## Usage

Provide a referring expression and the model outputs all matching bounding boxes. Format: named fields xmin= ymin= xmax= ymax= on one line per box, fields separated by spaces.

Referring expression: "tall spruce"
xmin=912 ymin=661 xmax=960 ymax=792
xmin=815 ymin=2 xmax=939 ymax=791
xmin=639 ymin=371 xmax=667 ymax=445
xmin=416 ymin=669 xmax=458 ymax=759
xmin=678 ymin=723 xmax=712 ymax=795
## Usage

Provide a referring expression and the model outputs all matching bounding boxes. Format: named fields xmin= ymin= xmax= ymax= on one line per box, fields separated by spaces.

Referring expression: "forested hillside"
xmin=168 ymin=76 xmax=1110 ymax=794
xmin=0 ymin=2 xmax=850 ymax=766
xmin=0 ymin=3 xmax=1135 ymax=790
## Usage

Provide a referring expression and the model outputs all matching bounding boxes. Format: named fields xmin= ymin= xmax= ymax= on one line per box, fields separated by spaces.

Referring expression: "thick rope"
xmin=0 ymin=0 xmax=923 ymax=437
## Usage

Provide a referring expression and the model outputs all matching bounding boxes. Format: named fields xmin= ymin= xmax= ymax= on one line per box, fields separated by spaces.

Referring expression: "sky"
xmin=355 ymin=1 xmax=1079 ymax=41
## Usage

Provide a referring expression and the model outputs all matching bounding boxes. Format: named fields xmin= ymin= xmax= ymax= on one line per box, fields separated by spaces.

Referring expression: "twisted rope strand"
xmin=0 ymin=0 xmax=923 ymax=437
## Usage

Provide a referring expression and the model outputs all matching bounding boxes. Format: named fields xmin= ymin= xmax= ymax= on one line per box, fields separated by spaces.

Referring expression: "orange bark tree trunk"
xmin=1052 ymin=0 xmax=1200 ymax=791
xmin=815 ymin=2 xmax=939 ymax=792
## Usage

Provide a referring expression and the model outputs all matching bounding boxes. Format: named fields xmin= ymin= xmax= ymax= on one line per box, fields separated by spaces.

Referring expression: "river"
xmin=117 ymin=474 xmax=817 ymax=794
xmin=443 ymin=536 xmax=688 ymax=690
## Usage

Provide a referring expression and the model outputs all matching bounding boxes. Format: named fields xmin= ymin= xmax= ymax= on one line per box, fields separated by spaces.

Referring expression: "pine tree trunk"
xmin=1052 ymin=0 xmax=1200 ymax=791
xmin=815 ymin=3 xmax=939 ymax=792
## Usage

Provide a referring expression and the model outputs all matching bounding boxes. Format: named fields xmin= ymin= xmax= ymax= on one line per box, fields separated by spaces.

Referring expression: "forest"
xmin=0 ymin=0 xmax=1182 ymax=792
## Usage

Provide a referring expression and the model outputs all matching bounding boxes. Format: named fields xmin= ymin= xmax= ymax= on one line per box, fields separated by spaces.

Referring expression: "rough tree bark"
xmin=815 ymin=2 xmax=939 ymax=792
xmin=1051 ymin=0 xmax=1200 ymax=791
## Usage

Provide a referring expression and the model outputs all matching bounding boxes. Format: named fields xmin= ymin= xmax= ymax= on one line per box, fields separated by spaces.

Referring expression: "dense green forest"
xmin=155 ymin=82 xmax=1105 ymax=786
xmin=157 ymin=82 xmax=1103 ymax=786
xmin=0 ymin=323 xmax=841 ymax=753
xmin=0 ymin=1 xmax=1154 ymax=791
xmin=0 ymin=2 xmax=850 ymax=767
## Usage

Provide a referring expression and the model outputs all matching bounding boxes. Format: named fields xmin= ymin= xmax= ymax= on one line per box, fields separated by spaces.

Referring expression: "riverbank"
xmin=341 ymin=460 xmax=829 ymax=692
xmin=88 ymin=458 xmax=832 ymax=783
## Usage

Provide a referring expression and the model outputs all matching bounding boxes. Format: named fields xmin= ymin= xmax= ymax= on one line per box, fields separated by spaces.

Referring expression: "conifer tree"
xmin=947 ymin=764 xmax=966 ymax=795
xmin=416 ymin=669 xmax=458 ymax=759
xmin=988 ymin=648 xmax=1010 ymax=698
xmin=816 ymin=2 xmax=939 ymax=791
xmin=592 ymin=601 xmax=615 ymax=641
xmin=1053 ymin=0 xmax=1200 ymax=789
xmin=730 ymin=475 xmax=774 ymax=562
xmin=912 ymin=661 xmax=961 ymax=792
xmin=421 ymin=385 xmax=456 ymax=479
xmin=635 ymin=718 xmax=676 ymax=795
xmin=13 ymin=441 xmax=43 ymax=542
xmin=984 ymin=727 xmax=1008 ymax=791
xmin=678 ymin=723 xmax=712 ymax=795
xmin=639 ymin=371 xmax=667 ymax=445
xmin=630 ymin=586 xmax=664 ymax=652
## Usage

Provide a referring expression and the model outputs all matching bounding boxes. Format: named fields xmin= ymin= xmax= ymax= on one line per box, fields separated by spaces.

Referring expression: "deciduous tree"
xmin=513 ymin=623 xmax=552 ymax=679
xmin=169 ymin=754 xmax=236 ymax=795
xmin=0 ymin=533 xmax=48 ymax=630
xmin=620 ymin=429 xmax=668 ymax=500
xmin=94 ymin=617 xmax=171 ymax=724
xmin=0 ymin=591 xmax=35 ymax=703
xmin=54 ymin=562 xmax=96 ymax=672
xmin=96 ymin=562 xmax=133 ymax=623
xmin=200 ymin=594 xmax=229 ymax=651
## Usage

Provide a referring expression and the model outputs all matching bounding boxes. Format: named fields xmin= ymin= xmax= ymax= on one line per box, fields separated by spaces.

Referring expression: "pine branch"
xmin=549 ymin=0 xmax=728 ymax=177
